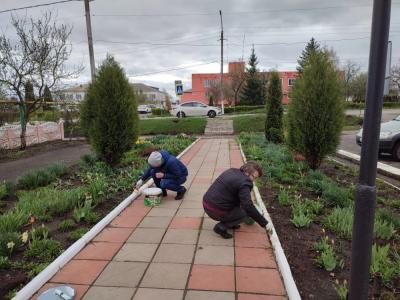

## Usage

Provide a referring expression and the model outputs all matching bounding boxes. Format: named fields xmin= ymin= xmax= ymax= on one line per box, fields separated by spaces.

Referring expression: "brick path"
xmin=31 ymin=138 xmax=287 ymax=300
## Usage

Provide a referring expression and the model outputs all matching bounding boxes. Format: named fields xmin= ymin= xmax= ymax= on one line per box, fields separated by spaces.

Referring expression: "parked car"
xmin=137 ymin=105 xmax=151 ymax=114
xmin=171 ymin=101 xmax=221 ymax=118
xmin=356 ymin=115 xmax=400 ymax=160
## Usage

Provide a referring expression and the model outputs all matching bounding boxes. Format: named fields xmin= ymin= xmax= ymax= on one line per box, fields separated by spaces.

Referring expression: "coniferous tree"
xmin=80 ymin=55 xmax=139 ymax=166
xmin=297 ymin=38 xmax=321 ymax=74
xmin=43 ymin=85 xmax=53 ymax=110
xmin=265 ymin=71 xmax=283 ymax=143
xmin=288 ymin=48 xmax=344 ymax=169
xmin=240 ymin=47 xmax=264 ymax=105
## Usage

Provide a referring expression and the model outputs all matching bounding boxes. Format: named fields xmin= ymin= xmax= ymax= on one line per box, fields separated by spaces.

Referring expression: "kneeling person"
xmin=203 ymin=161 xmax=268 ymax=239
xmin=136 ymin=151 xmax=188 ymax=200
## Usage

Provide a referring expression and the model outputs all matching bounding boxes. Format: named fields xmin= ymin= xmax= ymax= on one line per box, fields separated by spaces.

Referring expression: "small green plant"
xmin=5 ymin=181 xmax=16 ymax=196
xmin=0 ymin=256 xmax=11 ymax=269
xmin=58 ymin=219 xmax=77 ymax=232
xmin=321 ymin=181 xmax=352 ymax=208
xmin=0 ymin=232 xmax=22 ymax=257
xmin=370 ymin=244 xmax=397 ymax=285
xmin=376 ymin=209 xmax=400 ymax=231
xmin=29 ymin=224 xmax=50 ymax=241
xmin=291 ymin=209 xmax=312 ymax=228
xmin=24 ymin=239 xmax=63 ymax=263
xmin=278 ymin=188 xmax=291 ymax=206
xmin=334 ymin=279 xmax=348 ymax=300
xmin=324 ymin=206 xmax=353 ymax=239
xmin=27 ymin=262 xmax=48 ymax=279
xmin=374 ymin=219 xmax=396 ymax=240
xmin=79 ymin=154 xmax=97 ymax=169
xmin=0 ymin=210 xmax=29 ymax=233
xmin=314 ymin=234 xmax=337 ymax=271
xmin=86 ymin=173 xmax=108 ymax=205
xmin=17 ymin=163 xmax=67 ymax=189
xmin=73 ymin=200 xmax=94 ymax=223
xmin=68 ymin=228 xmax=89 ymax=241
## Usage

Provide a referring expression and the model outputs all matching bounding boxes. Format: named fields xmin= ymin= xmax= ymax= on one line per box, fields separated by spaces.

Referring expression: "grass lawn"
xmin=139 ymin=117 xmax=207 ymax=135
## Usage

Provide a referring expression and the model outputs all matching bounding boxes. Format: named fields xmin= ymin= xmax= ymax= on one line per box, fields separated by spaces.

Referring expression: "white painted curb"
xmin=337 ymin=149 xmax=400 ymax=180
xmin=14 ymin=137 xmax=200 ymax=300
xmin=238 ymin=142 xmax=302 ymax=300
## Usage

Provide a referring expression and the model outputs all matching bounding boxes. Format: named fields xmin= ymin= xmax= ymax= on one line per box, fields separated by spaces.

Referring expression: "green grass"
xmin=233 ymin=114 xmax=266 ymax=133
xmin=139 ymin=117 xmax=206 ymax=135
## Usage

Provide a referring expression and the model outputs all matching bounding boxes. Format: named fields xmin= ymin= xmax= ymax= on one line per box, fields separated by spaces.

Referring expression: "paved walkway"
xmin=0 ymin=143 xmax=91 ymax=182
xmin=205 ymin=119 xmax=234 ymax=135
xmin=31 ymin=138 xmax=286 ymax=300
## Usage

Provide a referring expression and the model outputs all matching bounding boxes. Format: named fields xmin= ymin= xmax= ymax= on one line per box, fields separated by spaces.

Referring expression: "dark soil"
xmin=0 ymin=140 xmax=87 ymax=163
xmin=259 ymin=160 xmax=400 ymax=300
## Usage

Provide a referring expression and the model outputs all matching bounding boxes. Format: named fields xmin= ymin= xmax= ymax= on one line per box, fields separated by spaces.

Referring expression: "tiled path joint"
xmin=32 ymin=138 xmax=287 ymax=300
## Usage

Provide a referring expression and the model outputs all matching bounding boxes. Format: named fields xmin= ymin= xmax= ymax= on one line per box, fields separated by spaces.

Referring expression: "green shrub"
xmin=25 ymin=239 xmax=63 ymax=263
xmin=80 ymin=55 xmax=139 ymax=166
xmin=73 ymin=200 xmax=98 ymax=224
xmin=287 ymin=41 xmax=344 ymax=169
xmin=370 ymin=244 xmax=397 ymax=285
xmin=224 ymin=105 xmax=265 ymax=114
xmin=324 ymin=206 xmax=353 ymax=239
xmin=314 ymin=237 xmax=337 ymax=271
xmin=17 ymin=163 xmax=68 ymax=189
xmin=86 ymin=174 xmax=109 ymax=205
xmin=0 ymin=184 xmax=6 ymax=199
xmin=5 ymin=181 xmax=16 ymax=196
xmin=291 ymin=209 xmax=312 ymax=228
xmin=278 ymin=188 xmax=291 ymax=206
xmin=0 ymin=210 xmax=29 ymax=233
xmin=79 ymin=154 xmax=97 ymax=169
xmin=0 ymin=256 xmax=11 ymax=269
xmin=151 ymin=108 xmax=170 ymax=116
xmin=58 ymin=219 xmax=77 ymax=232
xmin=321 ymin=181 xmax=353 ymax=208
xmin=265 ymin=71 xmax=284 ymax=143
xmin=376 ymin=209 xmax=400 ymax=230
xmin=374 ymin=219 xmax=396 ymax=240
xmin=0 ymin=232 xmax=22 ymax=257
xmin=68 ymin=228 xmax=88 ymax=241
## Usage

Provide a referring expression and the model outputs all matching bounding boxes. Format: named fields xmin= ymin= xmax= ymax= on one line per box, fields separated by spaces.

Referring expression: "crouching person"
xmin=136 ymin=151 xmax=188 ymax=200
xmin=203 ymin=161 xmax=268 ymax=239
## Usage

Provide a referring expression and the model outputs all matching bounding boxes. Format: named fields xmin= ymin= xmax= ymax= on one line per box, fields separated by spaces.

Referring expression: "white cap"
xmin=148 ymin=151 xmax=163 ymax=167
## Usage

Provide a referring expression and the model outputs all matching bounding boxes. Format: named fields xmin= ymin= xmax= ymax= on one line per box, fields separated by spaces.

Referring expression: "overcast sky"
xmin=1 ymin=0 xmax=399 ymax=97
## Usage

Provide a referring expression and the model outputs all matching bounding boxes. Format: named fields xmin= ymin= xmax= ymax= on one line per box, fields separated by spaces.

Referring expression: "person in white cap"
xmin=136 ymin=151 xmax=188 ymax=200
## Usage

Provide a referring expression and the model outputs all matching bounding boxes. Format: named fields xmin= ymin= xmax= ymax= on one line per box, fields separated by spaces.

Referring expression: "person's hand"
xmin=155 ymin=172 xmax=164 ymax=179
xmin=135 ymin=179 xmax=143 ymax=189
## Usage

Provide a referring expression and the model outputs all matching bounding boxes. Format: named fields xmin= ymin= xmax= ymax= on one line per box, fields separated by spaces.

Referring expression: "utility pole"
xmin=84 ymin=0 xmax=95 ymax=81
xmin=349 ymin=0 xmax=391 ymax=299
xmin=219 ymin=10 xmax=225 ymax=114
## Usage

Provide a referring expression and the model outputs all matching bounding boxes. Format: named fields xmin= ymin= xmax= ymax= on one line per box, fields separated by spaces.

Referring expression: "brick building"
xmin=181 ymin=61 xmax=298 ymax=105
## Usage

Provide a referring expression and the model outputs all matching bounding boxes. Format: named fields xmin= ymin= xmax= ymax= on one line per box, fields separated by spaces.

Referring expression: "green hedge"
xmin=139 ymin=118 xmax=206 ymax=135
xmin=151 ymin=108 xmax=170 ymax=116
xmin=224 ymin=105 xmax=266 ymax=114
xmin=345 ymin=102 xmax=400 ymax=109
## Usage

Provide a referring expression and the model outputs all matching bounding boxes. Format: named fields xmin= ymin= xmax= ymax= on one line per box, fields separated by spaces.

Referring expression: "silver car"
xmin=171 ymin=101 xmax=221 ymax=118
xmin=356 ymin=115 xmax=400 ymax=160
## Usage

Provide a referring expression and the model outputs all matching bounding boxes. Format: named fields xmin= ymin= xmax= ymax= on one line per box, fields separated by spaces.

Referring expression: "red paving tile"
xmin=121 ymin=205 xmax=151 ymax=217
xmin=188 ymin=265 xmax=235 ymax=292
xmin=235 ymin=247 xmax=277 ymax=268
xmin=235 ymin=231 xmax=271 ymax=248
xmin=236 ymin=267 xmax=285 ymax=295
xmin=237 ymin=223 xmax=266 ymax=233
xmin=31 ymin=283 xmax=89 ymax=300
xmin=193 ymin=177 xmax=212 ymax=184
xmin=169 ymin=217 xmax=202 ymax=229
xmin=238 ymin=294 xmax=287 ymax=300
xmin=74 ymin=242 xmax=122 ymax=260
xmin=93 ymin=227 xmax=134 ymax=243
xmin=51 ymin=260 xmax=108 ymax=285
xmin=110 ymin=214 xmax=143 ymax=228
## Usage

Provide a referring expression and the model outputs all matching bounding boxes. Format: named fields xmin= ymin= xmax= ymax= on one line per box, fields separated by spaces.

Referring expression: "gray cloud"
xmin=1 ymin=0 xmax=399 ymax=96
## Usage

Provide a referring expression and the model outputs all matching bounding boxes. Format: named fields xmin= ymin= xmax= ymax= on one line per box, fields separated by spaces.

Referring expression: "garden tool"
xmin=37 ymin=285 xmax=75 ymax=300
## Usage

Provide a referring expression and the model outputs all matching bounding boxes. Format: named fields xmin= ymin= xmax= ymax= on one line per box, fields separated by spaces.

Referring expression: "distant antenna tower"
xmin=241 ymin=33 xmax=246 ymax=61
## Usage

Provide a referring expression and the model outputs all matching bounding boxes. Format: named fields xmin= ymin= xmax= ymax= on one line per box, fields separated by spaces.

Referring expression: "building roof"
xmin=62 ymin=84 xmax=89 ymax=93
xmin=61 ymin=82 xmax=168 ymax=95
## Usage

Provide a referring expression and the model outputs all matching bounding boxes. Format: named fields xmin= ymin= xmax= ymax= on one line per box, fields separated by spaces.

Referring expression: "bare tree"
xmin=343 ymin=60 xmax=361 ymax=101
xmin=206 ymin=80 xmax=233 ymax=106
xmin=228 ymin=66 xmax=246 ymax=105
xmin=392 ymin=60 xmax=400 ymax=92
xmin=0 ymin=12 xmax=82 ymax=149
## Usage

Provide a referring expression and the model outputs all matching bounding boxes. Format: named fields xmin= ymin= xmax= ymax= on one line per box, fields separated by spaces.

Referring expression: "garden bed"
xmin=239 ymin=133 xmax=400 ymax=300
xmin=0 ymin=135 xmax=195 ymax=299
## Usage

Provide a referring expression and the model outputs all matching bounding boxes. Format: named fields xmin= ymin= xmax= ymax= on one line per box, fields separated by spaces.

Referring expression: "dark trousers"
xmin=152 ymin=172 xmax=186 ymax=193
xmin=204 ymin=204 xmax=246 ymax=228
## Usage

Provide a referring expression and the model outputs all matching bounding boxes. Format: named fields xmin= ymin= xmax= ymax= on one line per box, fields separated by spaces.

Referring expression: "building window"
xmin=76 ymin=94 xmax=82 ymax=100
xmin=288 ymin=78 xmax=296 ymax=86
xmin=204 ymin=80 xmax=209 ymax=88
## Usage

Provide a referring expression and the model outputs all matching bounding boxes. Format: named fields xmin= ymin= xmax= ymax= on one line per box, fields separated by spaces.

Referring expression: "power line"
xmin=0 ymin=0 xmax=78 ymax=14
xmin=129 ymin=61 xmax=218 ymax=77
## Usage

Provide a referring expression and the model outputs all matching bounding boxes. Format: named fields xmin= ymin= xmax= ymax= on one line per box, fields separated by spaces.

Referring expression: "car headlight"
xmin=380 ymin=131 xmax=392 ymax=139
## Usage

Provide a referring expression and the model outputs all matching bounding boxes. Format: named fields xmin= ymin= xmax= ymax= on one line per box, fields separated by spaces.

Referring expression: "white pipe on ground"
xmin=238 ymin=142 xmax=301 ymax=300
xmin=13 ymin=137 xmax=200 ymax=300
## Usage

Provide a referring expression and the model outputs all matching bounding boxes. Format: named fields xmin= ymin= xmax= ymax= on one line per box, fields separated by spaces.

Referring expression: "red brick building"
xmin=181 ymin=61 xmax=298 ymax=105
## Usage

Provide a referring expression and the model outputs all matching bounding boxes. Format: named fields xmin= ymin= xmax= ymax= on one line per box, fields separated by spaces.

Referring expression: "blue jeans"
xmin=151 ymin=171 xmax=186 ymax=193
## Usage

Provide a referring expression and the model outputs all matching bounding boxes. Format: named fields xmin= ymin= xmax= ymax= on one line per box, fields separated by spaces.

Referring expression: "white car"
xmin=137 ymin=105 xmax=151 ymax=114
xmin=171 ymin=101 xmax=221 ymax=118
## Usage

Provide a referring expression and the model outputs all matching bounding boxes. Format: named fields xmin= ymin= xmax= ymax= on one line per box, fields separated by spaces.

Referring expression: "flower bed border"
xmin=13 ymin=138 xmax=200 ymax=300
xmin=238 ymin=141 xmax=301 ymax=300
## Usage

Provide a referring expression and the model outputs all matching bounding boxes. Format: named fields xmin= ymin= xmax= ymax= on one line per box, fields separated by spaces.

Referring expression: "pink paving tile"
xmin=188 ymin=265 xmax=235 ymax=292
xmin=121 ymin=205 xmax=151 ymax=217
xmin=238 ymin=294 xmax=288 ymax=300
xmin=93 ymin=227 xmax=134 ymax=243
xmin=237 ymin=223 xmax=266 ymax=233
xmin=193 ymin=177 xmax=212 ymax=184
xmin=169 ymin=217 xmax=202 ymax=229
xmin=235 ymin=231 xmax=271 ymax=248
xmin=74 ymin=242 xmax=123 ymax=260
xmin=31 ymin=283 xmax=89 ymax=300
xmin=51 ymin=260 xmax=108 ymax=285
xmin=235 ymin=247 xmax=277 ymax=268
xmin=110 ymin=214 xmax=143 ymax=228
xmin=236 ymin=267 xmax=286 ymax=295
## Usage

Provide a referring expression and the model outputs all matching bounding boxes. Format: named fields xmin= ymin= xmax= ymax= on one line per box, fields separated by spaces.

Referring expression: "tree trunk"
xmin=20 ymin=118 xmax=27 ymax=150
